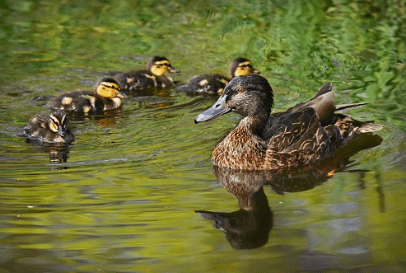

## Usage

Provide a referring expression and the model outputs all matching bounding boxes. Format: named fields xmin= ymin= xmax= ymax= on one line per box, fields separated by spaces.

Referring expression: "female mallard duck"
xmin=178 ymin=57 xmax=260 ymax=95
xmin=114 ymin=56 xmax=180 ymax=92
xmin=47 ymin=77 xmax=126 ymax=113
xmin=23 ymin=110 xmax=75 ymax=144
xmin=194 ymin=75 xmax=383 ymax=170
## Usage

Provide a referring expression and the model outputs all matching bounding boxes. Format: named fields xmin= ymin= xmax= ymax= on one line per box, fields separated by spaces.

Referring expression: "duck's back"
xmin=178 ymin=74 xmax=229 ymax=95
xmin=115 ymin=70 xmax=174 ymax=91
xmin=47 ymin=90 xmax=108 ymax=113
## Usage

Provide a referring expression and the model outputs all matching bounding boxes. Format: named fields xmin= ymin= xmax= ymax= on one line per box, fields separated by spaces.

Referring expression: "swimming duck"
xmin=194 ymin=75 xmax=383 ymax=170
xmin=23 ymin=110 xmax=75 ymax=144
xmin=178 ymin=57 xmax=260 ymax=95
xmin=114 ymin=56 xmax=180 ymax=92
xmin=47 ymin=77 xmax=126 ymax=113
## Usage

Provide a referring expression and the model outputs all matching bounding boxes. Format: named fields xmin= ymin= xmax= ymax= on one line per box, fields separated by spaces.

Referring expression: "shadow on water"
xmin=197 ymin=133 xmax=383 ymax=250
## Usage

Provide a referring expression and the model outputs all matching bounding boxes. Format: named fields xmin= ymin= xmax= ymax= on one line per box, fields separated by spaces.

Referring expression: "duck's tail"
xmin=335 ymin=102 xmax=368 ymax=111
xmin=359 ymin=123 xmax=383 ymax=133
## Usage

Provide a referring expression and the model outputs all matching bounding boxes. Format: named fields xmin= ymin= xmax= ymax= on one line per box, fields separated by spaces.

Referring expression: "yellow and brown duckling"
xmin=114 ymin=56 xmax=180 ymax=92
xmin=194 ymin=75 xmax=383 ymax=170
xmin=23 ymin=110 xmax=75 ymax=144
xmin=47 ymin=77 xmax=126 ymax=114
xmin=178 ymin=57 xmax=260 ymax=95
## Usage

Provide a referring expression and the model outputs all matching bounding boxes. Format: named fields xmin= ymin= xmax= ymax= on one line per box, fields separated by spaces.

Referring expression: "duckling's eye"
xmin=104 ymin=83 xmax=121 ymax=91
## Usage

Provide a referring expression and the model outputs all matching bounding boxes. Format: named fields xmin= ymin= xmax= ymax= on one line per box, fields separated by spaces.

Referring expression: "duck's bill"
xmin=252 ymin=68 xmax=261 ymax=74
xmin=194 ymin=95 xmax=230 ymax=124
xmin=57 ymin=126 xmax=66 ymax=137
xmin=117 ymin=90 xmax=128 ymax=99
xmin=169 ymin=66 xmax=180 ymax=73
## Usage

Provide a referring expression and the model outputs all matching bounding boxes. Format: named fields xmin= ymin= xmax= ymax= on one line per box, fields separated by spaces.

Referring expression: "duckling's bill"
xmin=194 ymin=94 xmax=230 ymax=123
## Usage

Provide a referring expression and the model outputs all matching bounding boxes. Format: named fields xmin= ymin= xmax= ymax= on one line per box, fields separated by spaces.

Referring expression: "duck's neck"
xmin=242 ymin=113 xmax=270 ymax=138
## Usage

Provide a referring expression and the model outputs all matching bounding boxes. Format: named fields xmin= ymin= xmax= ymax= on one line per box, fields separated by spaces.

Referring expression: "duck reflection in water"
xmin=45 ymin=143 xmax=71 ymax=170
xmin=197 ymin=133 xmax=382 ymax=250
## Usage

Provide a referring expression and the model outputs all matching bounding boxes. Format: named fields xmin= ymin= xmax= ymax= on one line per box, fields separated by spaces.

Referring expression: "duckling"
xmin=178 ymin=57 xmax=260 ymax=95
xmin=47 ymin=77 xmax=126 ymax=113
xmin=23 ymin=110 xmax=75 ymax=144
xmin=114 ymin=56 xmax=180 ymax=92
xmin=194 ymin=75 xmax=383 ymax=170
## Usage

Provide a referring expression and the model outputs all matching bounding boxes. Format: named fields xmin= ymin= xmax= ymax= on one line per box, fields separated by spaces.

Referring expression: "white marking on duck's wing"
xmin=103 ymin=98 xmax=122 ymax=111
xmin=144 ymin=74 xmax=157 ymax=86
xmin=126 ymin=77 xmax=135 ymax=84
xmin=81 ymin=94 xmax=96 ymax=108
xmin=83 ymin=106 xmax=91 ymax=113
xmin=199 ymin=79 xmax=209 ymax=86
xmin=61 ymin=97 xmax=73 ymax=105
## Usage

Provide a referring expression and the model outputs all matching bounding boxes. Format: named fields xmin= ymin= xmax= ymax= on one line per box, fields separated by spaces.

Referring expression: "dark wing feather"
xmin=265 ymin=107 xmax=319 ymax=152
xmin=115 ymin=70 xmax=157 ymax=91
xmin=177 ymin=74 xmax=229 ymax=95
xmin=47 ymin=90 xmax=94 ymax=112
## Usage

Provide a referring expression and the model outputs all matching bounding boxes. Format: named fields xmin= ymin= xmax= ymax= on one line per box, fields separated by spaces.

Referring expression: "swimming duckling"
xmin=47 ymin=77 xmax=126 ymax=113
xmin=23 ymin=110 xmax=75 ymax=144
xmin=178 ymin=57 xmax=260 ymax=95
xmin=115 ymin=56 xmax=180 ymax=92
xmin=194 ymin=75 xmax=383 ymax=170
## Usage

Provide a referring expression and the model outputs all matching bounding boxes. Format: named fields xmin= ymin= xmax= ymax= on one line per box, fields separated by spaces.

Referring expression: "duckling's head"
xmin=48 ymin=110 xmax=70 ymax=137
xmin=194 ymin=75 xmax=273 ymax=123
xmin=148 ymin=56 xmax=180 ymax=76
xmin=229 ymin=57 xmax=261 ymax=78
xmin=95 ymin=77 xmax=127 ymax=98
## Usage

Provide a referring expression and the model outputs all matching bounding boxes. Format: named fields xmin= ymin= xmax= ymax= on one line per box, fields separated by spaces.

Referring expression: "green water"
xmin=0 ymin=0 xmax=406 ymax=272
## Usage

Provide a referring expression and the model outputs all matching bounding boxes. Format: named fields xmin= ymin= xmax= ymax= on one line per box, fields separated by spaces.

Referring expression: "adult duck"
xmin=194 ymin=75 xmax=382 ymax=170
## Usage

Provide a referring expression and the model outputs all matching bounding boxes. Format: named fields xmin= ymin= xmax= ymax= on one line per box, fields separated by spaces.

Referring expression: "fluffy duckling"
xmin=47 ymin=77 xmax=126 ymax=113
xmin=194 ymin=75 xmax=382 ymax=170
xmin=178 ymin=57 xmax=260 ymax=95
xmin=23 ymin=110 xmax=75 ymax=144
xmin=115 ymin=56 xmax=180 ymax=92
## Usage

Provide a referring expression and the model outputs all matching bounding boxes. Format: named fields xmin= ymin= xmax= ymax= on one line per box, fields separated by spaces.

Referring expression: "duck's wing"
xmin=115 ymin=70 xmax=156 ymax=90
xmin=264 ymin=107 xmax=322 ymax=152
xmin=47 ymin=90 xmax=93 ymax=112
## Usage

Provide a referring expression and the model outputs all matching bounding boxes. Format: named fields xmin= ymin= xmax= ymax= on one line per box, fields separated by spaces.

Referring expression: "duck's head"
xmin=194 ymin=75 xmax=274 ymax=123
xmin=48 ymin=110 xmax=70 ymax=137
xmin=229 ymin=57 xmax=261 ymax=78
xmin=95 ymin=77 xmax=127 ymax=98
xmin=148 ymin=56 xmax=180 ymax=76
